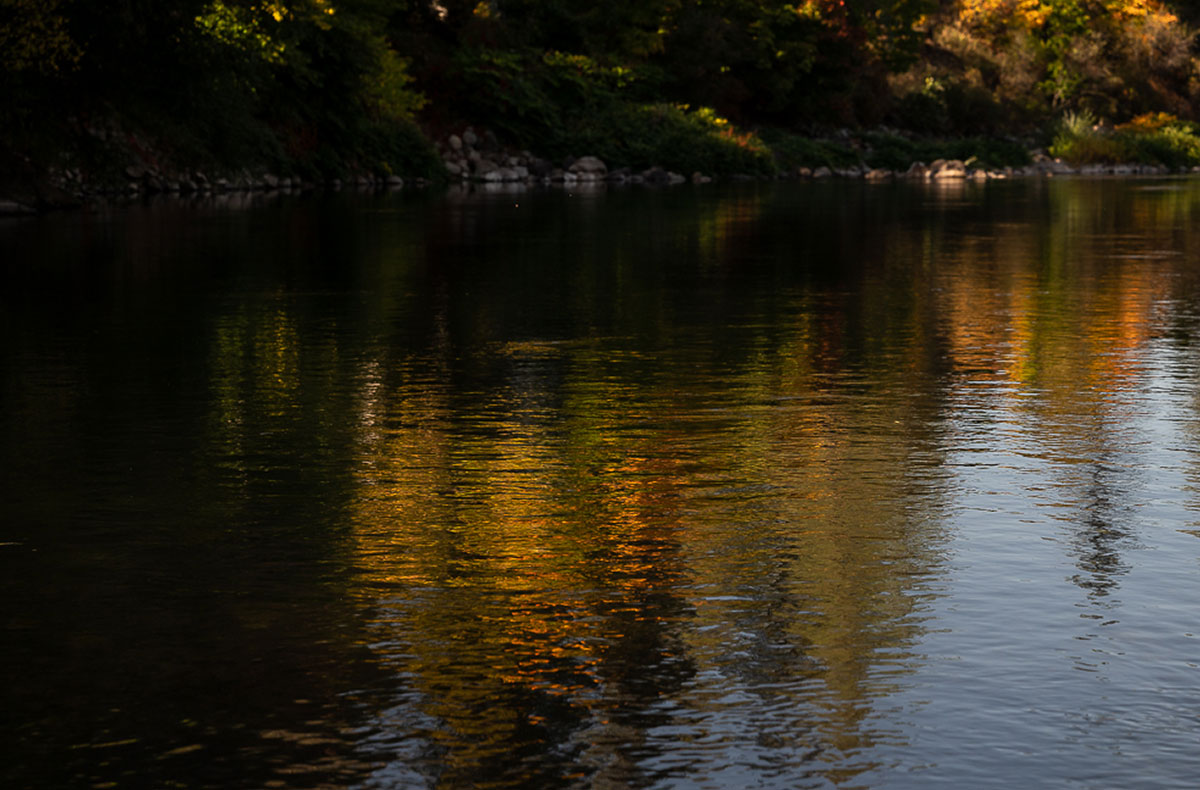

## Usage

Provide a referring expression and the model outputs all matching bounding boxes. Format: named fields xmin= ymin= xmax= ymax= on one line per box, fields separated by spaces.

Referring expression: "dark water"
xmin=4 ymin=179 xmax=1200 ymax=789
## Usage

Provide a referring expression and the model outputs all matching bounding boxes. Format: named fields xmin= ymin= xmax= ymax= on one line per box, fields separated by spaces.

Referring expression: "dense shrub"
xmin=861 ymin=131 xmax=1030 ymax=169
xmin=1049 ymin=111 xmax=1200 ymax=166
xmin=757 ymin=129 xmax=860 ymax=170
xmin=453 ymin=47 xmax=774 ymax=174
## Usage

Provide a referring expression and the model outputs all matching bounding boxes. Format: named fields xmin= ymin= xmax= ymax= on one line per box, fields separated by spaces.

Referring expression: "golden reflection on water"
xmin=196 ymin=179 xmax=1200 ymax=787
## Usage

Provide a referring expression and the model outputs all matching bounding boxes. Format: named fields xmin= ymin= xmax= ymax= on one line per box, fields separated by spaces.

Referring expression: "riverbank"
xmin=2 ymin=122 xmax=1197 ymax=217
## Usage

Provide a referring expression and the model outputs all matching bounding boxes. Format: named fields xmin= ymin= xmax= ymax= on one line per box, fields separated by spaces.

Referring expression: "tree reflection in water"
xmin=6 ymin=178 xmax=1200 ymax=788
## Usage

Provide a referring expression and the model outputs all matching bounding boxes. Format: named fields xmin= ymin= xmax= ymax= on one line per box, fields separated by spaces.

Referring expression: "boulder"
xmin=811 ymin=166 xmax=832 ymax=179
xmin=931 ymin=159 xmax=968 ymax=179
xmin=472 ymin=158 xmax=499 ymax=175
xmin=448 ymin=134 xmax=463 ymax=151
xmin=569 ymin=156 xmax=608 ymax=176
xmin=641 ymin=166 xmax=669 ymax=183
xmin=0 ymin=200 xmax=36 ymax=216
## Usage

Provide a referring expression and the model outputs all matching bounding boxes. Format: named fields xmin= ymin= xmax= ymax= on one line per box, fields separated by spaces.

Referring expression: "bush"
xmin=758 ymin=129 xmax=859 ymax=170
xmin=564 ymin=103 xmax=776 ymax=175
xmin=452 ymin=48 xmax=774 ymax=175
xmin=1050 ymin=111 xmax=1200 ymax=167
xmin=862 ymin=131 xmax=1029 ymax=170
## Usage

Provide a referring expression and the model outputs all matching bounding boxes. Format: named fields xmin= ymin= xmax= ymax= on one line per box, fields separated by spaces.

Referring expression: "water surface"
xmin=4 ymin=179 xmax=1200 ymax=788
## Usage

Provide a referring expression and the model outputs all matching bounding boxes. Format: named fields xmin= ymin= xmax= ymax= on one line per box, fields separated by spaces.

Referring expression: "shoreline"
xmin=2 ymin=145 xmax=1195 ymax=218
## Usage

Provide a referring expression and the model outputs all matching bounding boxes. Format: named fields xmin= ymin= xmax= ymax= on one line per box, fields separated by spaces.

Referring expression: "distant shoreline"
xmin=2 ymin=131 xmax=1195 ymax=217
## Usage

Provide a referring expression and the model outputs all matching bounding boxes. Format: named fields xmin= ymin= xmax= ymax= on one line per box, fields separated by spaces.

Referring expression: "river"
xmin=3 ymin=178 xmax=1200 ymax=789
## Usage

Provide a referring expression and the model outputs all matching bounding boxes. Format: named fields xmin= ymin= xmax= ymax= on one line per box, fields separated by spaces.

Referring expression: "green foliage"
xmin=7 ymin=0 xmax=1200 ymax=184
xmin=655 ymin=0 xmax=847 ymax=123
xmin=863 ymin=131 xmax=1031 ymax=169
xmin=364 ymin=40 xmax=427 ymax=124
xmin=1049 ymin=111 xmax=1200 ymax=167
xmin=757 ymin=128 xmax=860 ymax=169
xmin=452 ymin=46 xmax=773 ymax=174
xmin=567 ymin=103 xmax=776 ymax=175
xmin=193 ymin=1 xmax=285 ymax=63
xmin=0 ymin=0 xmax=80 ymax=75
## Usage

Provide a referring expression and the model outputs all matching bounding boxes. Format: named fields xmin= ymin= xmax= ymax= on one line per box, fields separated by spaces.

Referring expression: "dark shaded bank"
xmin=8 ymin=1 xmax=1200 ymax=214
xmin=9 ymin=116 xmax=1200 ymax=217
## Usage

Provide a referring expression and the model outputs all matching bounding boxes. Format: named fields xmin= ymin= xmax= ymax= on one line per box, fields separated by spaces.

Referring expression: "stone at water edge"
xmin=472 ymin=158 xmax=499 ymax=176
xmin=931 ymin=159 xmax=968 ymax=179
xmin=569 ymin=156 xmax=607 ymax=176
xmin=0 ymin=201 xmax=36 ymax=215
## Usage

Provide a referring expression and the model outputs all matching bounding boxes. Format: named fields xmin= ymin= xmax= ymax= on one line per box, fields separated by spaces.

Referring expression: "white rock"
xmin=0 ymin=201 xmax=35 ymax=215
xmin=932 ymin=160 xmax=967 ymax=179
xmin=569 ymin=156 xmax=607 ymax=175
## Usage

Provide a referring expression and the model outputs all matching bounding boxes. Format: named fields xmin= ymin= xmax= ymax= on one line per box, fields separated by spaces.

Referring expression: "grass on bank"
xmin=1049 ymin=112 xmax=1200 ymax=168
xmin=761 ymin=128 xmax=1031 ymax=172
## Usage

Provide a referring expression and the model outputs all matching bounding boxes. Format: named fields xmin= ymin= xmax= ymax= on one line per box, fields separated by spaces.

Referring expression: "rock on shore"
xmin=435 ymin=127 xmax=697 ymax=187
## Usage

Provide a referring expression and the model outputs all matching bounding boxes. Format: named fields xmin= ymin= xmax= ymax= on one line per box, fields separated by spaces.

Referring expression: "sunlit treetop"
xmin=0 ymin=0 xmax=81 ymax=74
